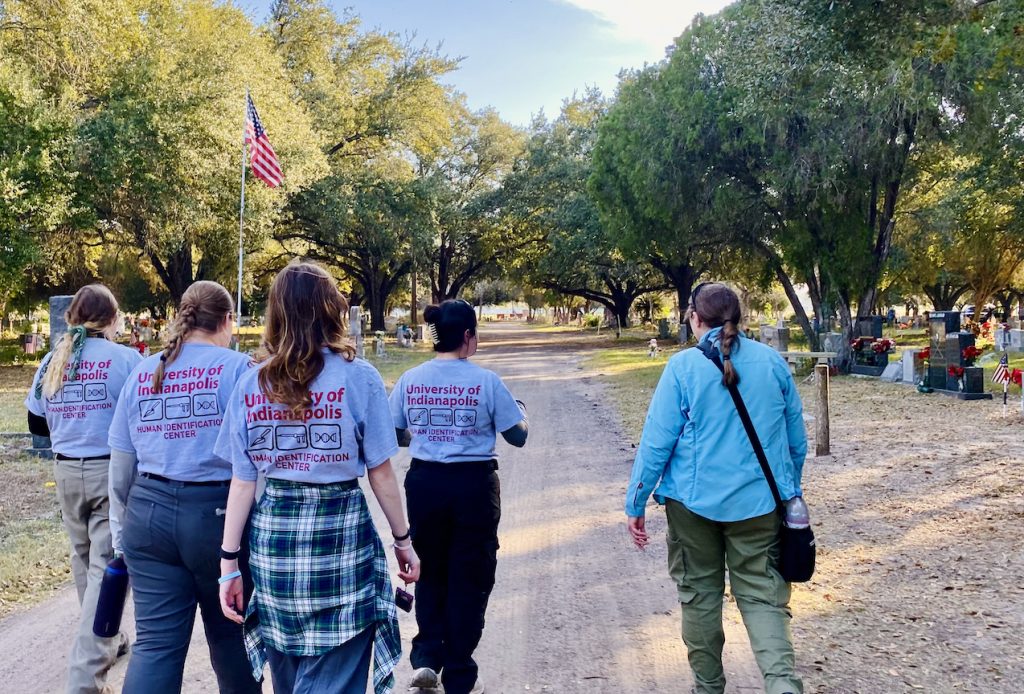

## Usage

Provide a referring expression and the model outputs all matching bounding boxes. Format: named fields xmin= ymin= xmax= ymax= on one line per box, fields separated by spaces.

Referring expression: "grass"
xmin=0 ymin=442 xmax=68 ymax=618
xmin=364 ymin=341 xmax=435 ymax=387
xmin=585 ymin=342 xmax=686 ymax=440
xmin=0 ymin=366 xmax=35 ymax=433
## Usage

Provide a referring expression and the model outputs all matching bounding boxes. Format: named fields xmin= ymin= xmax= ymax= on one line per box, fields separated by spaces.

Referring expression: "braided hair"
xmin=151 ymin=282 xmax=233 ymax=392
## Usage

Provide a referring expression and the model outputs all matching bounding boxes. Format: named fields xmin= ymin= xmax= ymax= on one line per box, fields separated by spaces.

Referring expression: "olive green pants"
xmin=665 ymin=499 xmax=803 ymax=694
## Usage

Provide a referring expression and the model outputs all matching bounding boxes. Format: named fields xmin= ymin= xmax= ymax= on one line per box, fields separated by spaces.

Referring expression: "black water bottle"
xmin=93 ymin=556 xmax=129 ymax=637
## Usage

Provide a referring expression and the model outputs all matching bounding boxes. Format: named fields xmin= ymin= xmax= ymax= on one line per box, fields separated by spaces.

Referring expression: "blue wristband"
xmin=218 ymin=570 xmax=242 ymax=585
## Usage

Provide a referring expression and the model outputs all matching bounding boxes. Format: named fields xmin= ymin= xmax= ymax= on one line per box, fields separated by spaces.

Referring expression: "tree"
xmin=420 ymin=106 xmax=527 ymax=302
xmin=280 ymin=171 xmax=432 ymax=330
xmin=499 ymin=94 xmax=665 ymax=334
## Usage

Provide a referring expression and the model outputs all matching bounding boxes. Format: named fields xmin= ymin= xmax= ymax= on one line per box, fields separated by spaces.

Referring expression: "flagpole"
xmin=236 ymin=89 xmax=248 ymax=346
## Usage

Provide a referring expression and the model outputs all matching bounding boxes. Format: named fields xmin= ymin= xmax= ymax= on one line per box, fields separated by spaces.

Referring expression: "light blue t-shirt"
xmin=214 ymin=352 xmax=399 ymax=483
xmin=108 ymin=343 xmax=252 ymax=481
xmin=389 ymin=358 xmax=524 ymax=463
xmin=25 ymin=338 xmax=143 ymax=457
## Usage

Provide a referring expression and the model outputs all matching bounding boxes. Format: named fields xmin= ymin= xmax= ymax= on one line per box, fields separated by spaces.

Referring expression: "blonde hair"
xmin=152 ymin=281 xmax=233 ymax=392
xmin=258 ymin=261 xmax=355 ymax=414
xmin=41 ymin=285 xmax=119 ymax=399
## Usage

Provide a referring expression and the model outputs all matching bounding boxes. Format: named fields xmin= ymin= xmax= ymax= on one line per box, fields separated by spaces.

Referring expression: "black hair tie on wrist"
xmin=722 ymin=354 xmax=731 ymax=361
xmin=160 ymin=354 xmax=167 ymax=361
xmin=392 ymin=530 xmax=411 ymax=542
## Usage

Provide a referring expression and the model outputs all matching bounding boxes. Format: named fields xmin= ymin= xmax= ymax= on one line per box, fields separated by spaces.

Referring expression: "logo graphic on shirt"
xmin=429 ymin=409 xmax=453 ymax=426
xmin=309 ymin=424 xmax=342 ymax=450
xmin=140 ymin=399 xmax=164 ymax=421
xmin=408 ymin=408 xmax=428 ymax=426
xmin=85 ymin=384 xmax=108 ymax=402
xmin=192 ymin=393 xmax=219 ymax=416
xmin=275 ymin=425 xmax=308 ymax=450
xmin=165 ymin=396 xmax=191 ymax=420
xmin=63 ymin=384 xmax=84 ymax=403
xmin=454 ymin=409 xmax=477 ymax=427
xmin=48 ymin=387 xmax=63 ymax=403
xmin=248 ymin=426 xmax=273 ymax=450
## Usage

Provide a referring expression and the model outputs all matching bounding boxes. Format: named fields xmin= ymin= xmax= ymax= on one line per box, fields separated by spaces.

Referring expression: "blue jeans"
xmin=121 ymin=475 xmax=260 ymax=694
xmin=266 ymin=627 xmax=373 ymax=694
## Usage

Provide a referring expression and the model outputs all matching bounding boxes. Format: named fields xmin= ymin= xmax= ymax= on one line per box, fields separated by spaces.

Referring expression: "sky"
xmin=237 ymin=0 xmax=734 ymax=126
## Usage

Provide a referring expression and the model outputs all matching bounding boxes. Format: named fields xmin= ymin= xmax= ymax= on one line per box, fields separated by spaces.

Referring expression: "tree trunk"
xmin=836 ymin=294 xmax=855 ymax=373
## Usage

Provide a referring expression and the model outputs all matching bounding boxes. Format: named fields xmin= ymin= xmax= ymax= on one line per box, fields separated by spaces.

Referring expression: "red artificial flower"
xmin=872 ymin=338 xmax=894 ymax=354
xmin=947 ymin=365 xmax=965 ymax=378
xmin=1012 ymin=369 xmax=1023 ymax=387
xmin=962 ymin=346 xmax=983 ymax=361
xmin=915 ymin=347 xmax=930 ymax=361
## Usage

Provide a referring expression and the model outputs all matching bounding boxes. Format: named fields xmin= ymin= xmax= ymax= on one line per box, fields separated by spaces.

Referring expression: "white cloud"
xmin=557 ymin=0 xmax=734 ymax=57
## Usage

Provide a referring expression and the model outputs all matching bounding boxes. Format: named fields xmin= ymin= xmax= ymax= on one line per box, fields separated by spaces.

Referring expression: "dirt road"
xmin=0 ymin=324 xmax=764 ymax=693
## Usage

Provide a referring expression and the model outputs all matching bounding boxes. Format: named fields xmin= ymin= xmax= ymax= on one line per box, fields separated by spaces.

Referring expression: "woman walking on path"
xmin=24 ymin=284 xmax=141 ymax=694
xmin=625 ymin=282 xmax=807 ymax=694
xmin=389 ymin=300 xmax=528 ymax=694
xmin=107 ymin=281 xmax=260 ymax=694
xmin=216 ymin=261 xmax=418 ymax=694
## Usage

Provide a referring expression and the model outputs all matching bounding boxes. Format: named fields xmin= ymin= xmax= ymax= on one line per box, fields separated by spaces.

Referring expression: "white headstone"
xmin=880 ymin=363 xmax=902 ymax=382
xmin=348 ymin=307 xmax=364 ymax=359
xmin=901 ymin=349 xmax=921 ymax=384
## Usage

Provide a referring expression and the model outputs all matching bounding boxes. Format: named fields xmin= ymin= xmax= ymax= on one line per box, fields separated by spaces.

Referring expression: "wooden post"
xmin=815 ymin=363 xmax=830 ymax=456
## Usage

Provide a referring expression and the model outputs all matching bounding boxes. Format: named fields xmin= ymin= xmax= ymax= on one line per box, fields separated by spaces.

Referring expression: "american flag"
xmin=992 ymin=352 xmax=1010 ymax=384
xmin=245 ymin=94 xmax=282 ymax=188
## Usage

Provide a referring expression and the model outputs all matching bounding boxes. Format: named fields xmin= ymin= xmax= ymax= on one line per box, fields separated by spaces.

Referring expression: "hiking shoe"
xmin=409 ymin=667 xmax=440 ymax=689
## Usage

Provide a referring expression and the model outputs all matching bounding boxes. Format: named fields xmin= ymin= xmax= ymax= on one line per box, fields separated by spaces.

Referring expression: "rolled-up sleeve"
xmin=625 ymin=360 xmax=686 ymax=517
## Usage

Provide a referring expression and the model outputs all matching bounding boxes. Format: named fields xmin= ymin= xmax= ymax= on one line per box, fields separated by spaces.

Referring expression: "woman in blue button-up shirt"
xmin=625 ymin=282 xmax=806 ymax=694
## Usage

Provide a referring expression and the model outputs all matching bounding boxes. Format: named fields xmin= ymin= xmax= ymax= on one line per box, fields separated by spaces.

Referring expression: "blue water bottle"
xmin=93 ymin=556 xmax=129 ymax=637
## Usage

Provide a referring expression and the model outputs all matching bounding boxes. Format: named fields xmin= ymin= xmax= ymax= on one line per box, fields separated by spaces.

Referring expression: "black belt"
xmin=140 ymin=472 xmax=231 ymax=487
xmin=55 ymin=454 xmax=109 ymax=462
xmin=411 ymin=458 xmax=498 ymax=471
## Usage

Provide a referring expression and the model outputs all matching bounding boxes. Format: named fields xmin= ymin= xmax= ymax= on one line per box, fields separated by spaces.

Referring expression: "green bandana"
xmin=34 ymin=326 xmax=90 ymax=399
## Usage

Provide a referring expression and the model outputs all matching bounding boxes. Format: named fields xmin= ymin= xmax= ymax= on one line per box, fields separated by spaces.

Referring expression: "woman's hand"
xmin=627 ymin=515 xmax=649 ymax=550
xmin=219 ymin=559 xmax=244 ymax=624
xmin=393 ymin=543 xmax=420 ymax=583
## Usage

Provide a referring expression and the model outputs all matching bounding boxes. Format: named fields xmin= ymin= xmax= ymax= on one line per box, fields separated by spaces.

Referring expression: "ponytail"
xmin=691 ymin=282 xmax=743 ymax=388
xmin=719 ymin=319 xmax=740 ymax=387
xmin=152 ymin=281 xmax=233 ymax=393
xmin=40 ymin=285 xmax=119 ymax=399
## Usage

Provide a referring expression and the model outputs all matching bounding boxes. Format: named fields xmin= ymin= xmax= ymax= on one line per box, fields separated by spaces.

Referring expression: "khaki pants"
xmin=665 ymin=499 xmax=803 ymax=694
xmin=54 ymin=457 xmax=121 ymax=694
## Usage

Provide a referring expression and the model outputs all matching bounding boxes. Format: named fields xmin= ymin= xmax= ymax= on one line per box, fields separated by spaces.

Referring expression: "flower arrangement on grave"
xmin=139 ymin=318 xmax=150 ymax=328
xmin=948 ymin=364 xmax=966 ymax=390
xmin=871 ymin=338 xmax=895 ymax=354
xmin=980 ymin=321 xmax=992 ymax=339
xmin=850 ymin=337 xmax=872 ymax=352
xmin=961 ymin=345 xmax=983 ymax=366
xmin=914 ymin=347 xmax=931 ymax=386
xmin=1012 ymin=369 xmax=1023 ymax=387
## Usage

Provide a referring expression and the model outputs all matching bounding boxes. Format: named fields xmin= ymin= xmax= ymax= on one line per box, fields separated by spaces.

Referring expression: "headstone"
xmin=880 ymin=363 xmax=902 ymax=382
xmin=348 ymin=307 xmax=364 ymax=359
xmin=49 ymin=295 xmax=74 ymax=347
xmin=416 ymin=324 xmax=426 ymax=342
xmin=1009 ymin=329 xmax=1024 ymax=353
xmin=374 ymin=333 xmax=386 ymax=358
xmin=678 ymin=322 xmax=690 ymax=344
xmin=822 ymin=332 xmax=844 ymax=353
xmin=658 ymin=318 xmax=670 ymax=340
xmin=995 ymin=325 xmax=1009 ymax=351
xmin=857 ymin=316 xmax=884 ymax=339
xmin=28 ymin=296 xmax=72 ymax=458
xmin=759 ymin=324 xmax=788 ymax=352
xmin=775 ymin=327 xmax=790 ymax=352
xmin=901 ymin=349 xmax=921 ymax=384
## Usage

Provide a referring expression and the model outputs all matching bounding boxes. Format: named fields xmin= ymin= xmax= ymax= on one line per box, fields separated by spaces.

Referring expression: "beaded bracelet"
xmin=218 ymin=570 xmax=242 ymax=585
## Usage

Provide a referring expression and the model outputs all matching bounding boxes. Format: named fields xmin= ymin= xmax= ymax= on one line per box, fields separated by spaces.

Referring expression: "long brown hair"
xmin=42 ymin=285 xmax=119 ymax=398
xmin=152 ymin=281 xmax=234 ymax=392
xmin=691 ymin=282 xmax=743 ymax=387
xmin=258 ymin=261 xmax=355 ymax=413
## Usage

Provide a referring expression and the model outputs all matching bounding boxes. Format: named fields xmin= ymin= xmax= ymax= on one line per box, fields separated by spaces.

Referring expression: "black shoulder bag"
xmin=696 ymin=342 xmax=816 ymax=583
